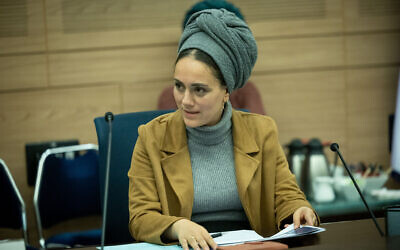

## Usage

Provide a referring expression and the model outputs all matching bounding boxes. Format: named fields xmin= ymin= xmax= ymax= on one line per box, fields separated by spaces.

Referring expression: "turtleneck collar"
xmin=186 ymin=101 xmax=233 ymax=145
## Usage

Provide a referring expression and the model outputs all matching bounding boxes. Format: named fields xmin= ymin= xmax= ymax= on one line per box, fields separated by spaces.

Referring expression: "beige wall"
xmin=0 ymin=0 xmax=399 ymax=247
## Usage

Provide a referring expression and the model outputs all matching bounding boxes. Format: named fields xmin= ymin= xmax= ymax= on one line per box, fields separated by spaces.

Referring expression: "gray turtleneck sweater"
xmin=186 ymin=102 xmax=247 ymax=223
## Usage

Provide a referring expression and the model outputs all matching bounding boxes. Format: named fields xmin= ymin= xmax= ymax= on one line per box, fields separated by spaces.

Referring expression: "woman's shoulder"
xmin=233 ymin=109 xmax=277 ymax=130
xmin=139 ymin=111 xmax=178 ymax=129
xmin=138 ymin=110 xmax=183 ymax=137
xmin=232 ymin=109 xmax=280 ymax=148
xmin=138 ymin=110 xmax=186 ymax=150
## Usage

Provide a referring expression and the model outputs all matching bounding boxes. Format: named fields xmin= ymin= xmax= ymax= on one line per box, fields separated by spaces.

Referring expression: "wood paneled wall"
xmin=1 ymin=0 xmax=399 ymax=246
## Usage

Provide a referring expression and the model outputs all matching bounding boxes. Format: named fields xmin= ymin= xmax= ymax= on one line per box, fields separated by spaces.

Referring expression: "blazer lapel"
xmin=231 ymin=111 xmax=260 ymax=205
xmin=160 ymin=110 xmax=194 ymax=218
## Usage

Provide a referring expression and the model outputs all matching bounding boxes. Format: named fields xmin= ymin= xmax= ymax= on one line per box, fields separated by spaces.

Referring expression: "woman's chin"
xmin=183 ymin=120 xmax=200 ymax=128
xmin=183 ymin=117 xmax=202 ymax=128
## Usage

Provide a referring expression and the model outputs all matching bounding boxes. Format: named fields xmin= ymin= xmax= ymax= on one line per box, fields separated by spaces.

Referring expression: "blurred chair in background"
xmin=0 ymin=158 xmax=29 ymax=248
xmin=157 ymin=0 xmax=266 ymax=115
xmin=33 ymin=144 xmax=101 ymax=249
xmin=94 ymin=110 xmax=173 ymax=245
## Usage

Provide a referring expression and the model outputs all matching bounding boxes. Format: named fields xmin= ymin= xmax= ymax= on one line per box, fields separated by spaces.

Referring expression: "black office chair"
xmin=94 ymin=110 xmax=174 ymax=245
xmin=33 ymin=144 xmax=102 ymax=249
xmin=0 ymin=158 xmax=30 ymax=248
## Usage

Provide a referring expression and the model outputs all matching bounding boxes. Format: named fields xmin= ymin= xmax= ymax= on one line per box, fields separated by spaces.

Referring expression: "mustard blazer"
xmin=128 ymin=109 xmax=315 ymax=244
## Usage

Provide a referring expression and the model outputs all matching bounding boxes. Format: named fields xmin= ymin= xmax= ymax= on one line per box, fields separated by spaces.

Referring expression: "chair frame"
xmin=0 ymin=158 xmax=29 ymax=246
xmin=33 ymin=143 xmax=99 ymax=249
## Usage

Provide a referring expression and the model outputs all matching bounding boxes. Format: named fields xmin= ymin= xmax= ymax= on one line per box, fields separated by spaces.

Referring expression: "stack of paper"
xmin=214 ymin=224 xmax=325 ymax=246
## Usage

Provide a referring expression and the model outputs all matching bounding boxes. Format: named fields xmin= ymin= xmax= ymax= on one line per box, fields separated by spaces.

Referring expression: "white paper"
xmin=215 ymin=224 xmax=325 ymax=246
xmin=99 ymin=242 xmax=181 ymax=249
xmin=267 ymin=224 xmax=325 ymax=240
xmin=213 ymin=230 xmax=264 ymax=246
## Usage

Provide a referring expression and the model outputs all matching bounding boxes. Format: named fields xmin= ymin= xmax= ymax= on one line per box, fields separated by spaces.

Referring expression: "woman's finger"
xmin=197 ymin=238 xmax=210 ymax=250
xmin=304 ymin=211 xmax=315 ymax=226
xmin=188 ymin=236 xmax=200 ymax=250
xmin=203 ymin=231 xmax=217 ymax=250
xmin=180 ymin=238 xmax=189 ymax=250
xmin=293 ymin=210 xmax=301 ymax=229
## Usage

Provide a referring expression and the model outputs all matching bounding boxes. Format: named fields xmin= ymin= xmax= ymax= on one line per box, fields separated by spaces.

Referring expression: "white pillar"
xmin=391 ymin=69 xmax=400 ymax=174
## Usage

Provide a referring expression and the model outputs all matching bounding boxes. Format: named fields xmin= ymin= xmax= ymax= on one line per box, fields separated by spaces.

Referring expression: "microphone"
xmin=101 ymin=112 xmax=114 ymax=250
xmin=330 ymin=143 xmax=384 ymax=237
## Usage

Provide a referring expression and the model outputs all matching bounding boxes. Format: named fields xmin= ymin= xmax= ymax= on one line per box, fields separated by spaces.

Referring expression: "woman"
xmin=128 ymin=9 xmax=318 ymax=250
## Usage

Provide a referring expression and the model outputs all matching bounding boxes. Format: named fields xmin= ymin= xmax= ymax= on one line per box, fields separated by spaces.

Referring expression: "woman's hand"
xmin=292 ymin=206 xmax=317 ymax=229
xmin=166 ymin=219 xmax=217 ymax=250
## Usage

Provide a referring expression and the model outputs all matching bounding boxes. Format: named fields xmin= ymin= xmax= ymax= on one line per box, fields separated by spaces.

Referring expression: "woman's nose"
xmin=182 ymin=90 xmax=194 ymax=106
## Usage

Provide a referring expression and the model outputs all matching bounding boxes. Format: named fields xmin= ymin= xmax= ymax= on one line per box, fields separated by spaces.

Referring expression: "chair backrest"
xmin=0 ymin=158 xmax=28 ymax=246
xmin=33 ymin=144 xmax=100 ymax=249
xmin=94 ymin=110 xmax=174 ymax=245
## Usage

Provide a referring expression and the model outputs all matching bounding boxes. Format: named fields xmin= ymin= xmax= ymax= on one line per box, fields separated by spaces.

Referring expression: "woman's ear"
xmin=224 ymin=90 xmax=230 ymax=103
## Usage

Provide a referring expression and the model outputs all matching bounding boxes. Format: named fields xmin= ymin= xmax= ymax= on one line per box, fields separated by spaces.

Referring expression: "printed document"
xmin=214 ymin=224 xmax=325 ymax=246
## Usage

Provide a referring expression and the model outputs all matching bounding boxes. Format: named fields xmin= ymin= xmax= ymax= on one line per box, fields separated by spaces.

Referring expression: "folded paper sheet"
xmin=214 ymin=224 xmax=325 ymax=246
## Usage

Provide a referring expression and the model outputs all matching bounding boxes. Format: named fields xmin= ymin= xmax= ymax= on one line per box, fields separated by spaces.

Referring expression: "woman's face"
xmin=173 ymin=56 xmax=229 ymax=128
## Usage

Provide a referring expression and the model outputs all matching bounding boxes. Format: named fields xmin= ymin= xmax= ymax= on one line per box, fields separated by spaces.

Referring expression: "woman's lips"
xmin=183 ymin=110 xmax=199 ymax=118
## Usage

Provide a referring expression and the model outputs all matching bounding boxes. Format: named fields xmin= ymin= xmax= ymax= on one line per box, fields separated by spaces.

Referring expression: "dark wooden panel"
xmin=46 ymin=0 xmax=189 ymax=50
xmin=0 ymin=0 xmax=28 ymax=38
xmin=0 ymin=0 xmax=45 ymax=54
xmin=60 ymin=0 xmax=190 ymax=33
xmin=344 ymin=0 xmax=400 ymax=32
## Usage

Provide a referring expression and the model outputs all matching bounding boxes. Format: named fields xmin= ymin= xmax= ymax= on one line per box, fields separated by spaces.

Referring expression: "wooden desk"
xmin=75 ymin=218 xmax=399 ymax=250
xmin=281 ymin=218 xmax=399 ymax=250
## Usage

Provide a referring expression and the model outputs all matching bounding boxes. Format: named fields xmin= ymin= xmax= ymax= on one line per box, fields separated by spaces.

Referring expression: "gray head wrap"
xmin=178 ymin=9 xmax=258 ymax=93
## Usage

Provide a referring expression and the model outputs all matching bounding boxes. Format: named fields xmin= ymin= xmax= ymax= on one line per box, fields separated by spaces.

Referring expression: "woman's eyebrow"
xmin=173 ymin=78 xmax=182 ymax=83
xmin=190 ymin=83 xmax=209 ymax=88
xmin=174 ymin=79 xmax=209 ymax=88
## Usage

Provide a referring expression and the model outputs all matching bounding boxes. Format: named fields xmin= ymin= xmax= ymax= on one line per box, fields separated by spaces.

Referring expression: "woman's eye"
xmin=194 ymin=87 xmax=206 ymax=94
xmin=175 ymin=82 xmax=184 ymax=91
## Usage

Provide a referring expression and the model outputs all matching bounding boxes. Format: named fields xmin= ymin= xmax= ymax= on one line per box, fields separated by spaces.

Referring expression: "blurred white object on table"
xmin=333 ymin=173 xmax=366 ymax=201
xmin=363 ymin=174 xmax=389 ymax=195
xmin=312 ymin=176 xmax=335 ymax=203
xmin=370 ymin=188 xmax=400 ymax=200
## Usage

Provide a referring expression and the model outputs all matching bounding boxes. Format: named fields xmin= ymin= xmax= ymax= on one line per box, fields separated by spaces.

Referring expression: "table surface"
xmin=74 ymin=218 xmax=400 ymax=250
xmin=283 ymin=218 xmax=399 ymax=250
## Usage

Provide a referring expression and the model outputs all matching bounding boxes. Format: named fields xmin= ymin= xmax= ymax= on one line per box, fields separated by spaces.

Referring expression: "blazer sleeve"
xmin=270 ymin=121 xmax=319 ymax=229
xmin=128 ymin=125 xmax=182 ymax=244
